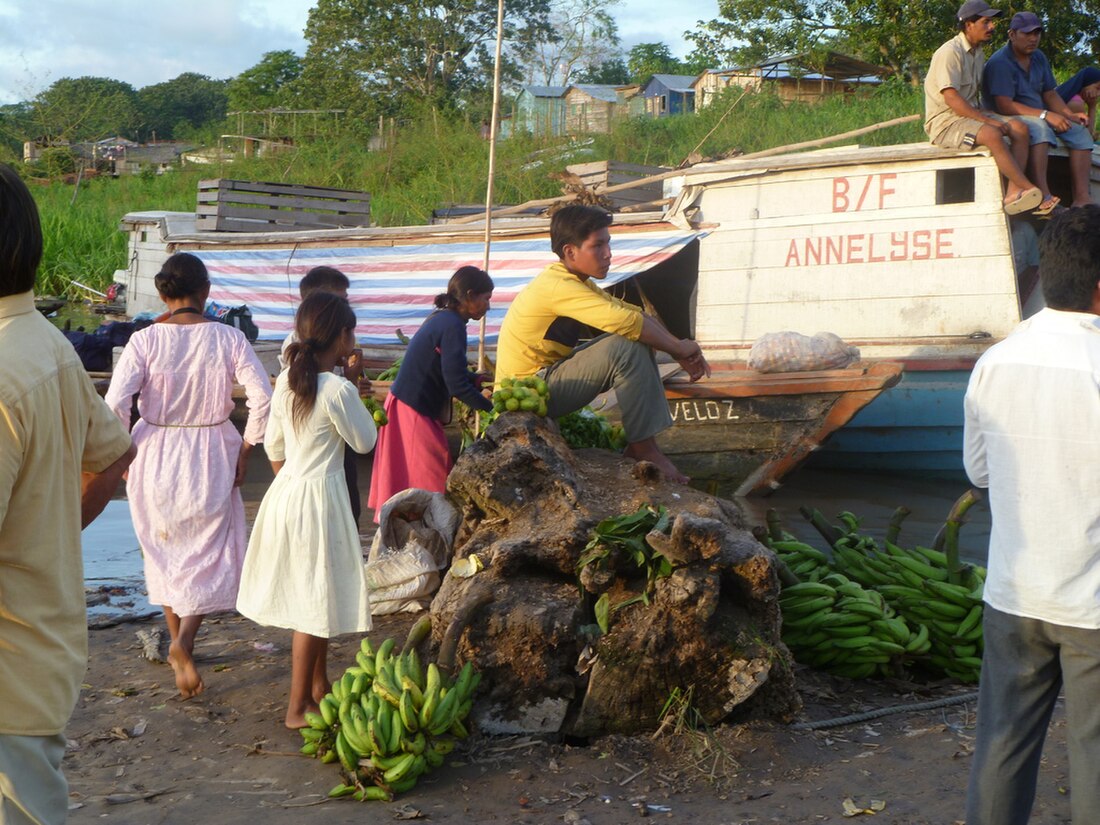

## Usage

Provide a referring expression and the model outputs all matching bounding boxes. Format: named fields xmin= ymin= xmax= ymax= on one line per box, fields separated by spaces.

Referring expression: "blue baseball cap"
xmin=958 ymin=0 xmax=1002 ymax=20
xmin=1010 ymin=12 xmax=1043 ymax=31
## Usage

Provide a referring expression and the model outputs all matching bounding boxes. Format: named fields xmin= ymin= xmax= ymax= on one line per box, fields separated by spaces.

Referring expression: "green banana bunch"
xmin=800 ymin=511 xmax=987 ymax=684
xmin=779 ymin=572 xmax=929 ymax=678
xmin=297 ymin=633 xmax=479 ymax=801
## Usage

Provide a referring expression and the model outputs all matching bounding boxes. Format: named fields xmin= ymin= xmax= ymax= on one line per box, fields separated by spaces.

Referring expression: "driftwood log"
xmin=426 ymin=413 xmax=800 ymax=737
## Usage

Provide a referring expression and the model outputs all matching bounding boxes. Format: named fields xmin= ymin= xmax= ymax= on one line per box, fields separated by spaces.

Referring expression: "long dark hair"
xmin=284 ymin=291 xmax=357 ymax=430
xmin=433 ymin=265 xmax=494 ymax=310
xmin=0 ymin=164 xmax=42 ymax=297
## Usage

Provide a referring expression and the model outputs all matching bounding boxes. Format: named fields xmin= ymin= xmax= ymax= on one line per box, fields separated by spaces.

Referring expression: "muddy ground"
xmin=65 ymin=455 xmax=1075 ymax=825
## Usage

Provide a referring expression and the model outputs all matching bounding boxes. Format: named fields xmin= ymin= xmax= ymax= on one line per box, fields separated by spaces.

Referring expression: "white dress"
xmin=237 ymin=372 xmax=378 ymax=637
xmin=104 ymin=323 xmax=272 ymax=616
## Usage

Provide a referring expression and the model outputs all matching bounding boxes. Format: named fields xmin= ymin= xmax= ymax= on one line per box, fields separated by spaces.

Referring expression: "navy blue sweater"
xmin=390 ymin=309 xmax=492 ymax=418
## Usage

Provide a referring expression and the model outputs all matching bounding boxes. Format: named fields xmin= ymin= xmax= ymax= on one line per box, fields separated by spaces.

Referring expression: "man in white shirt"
xmin=963 ymin=205 xmax=1100 ymax=824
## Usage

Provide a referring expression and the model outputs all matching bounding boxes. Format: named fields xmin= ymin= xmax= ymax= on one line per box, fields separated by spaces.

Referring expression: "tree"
xmin=520 ymin=0 xmax=623 ymax=86
xmin=227 ymin=50 xmax=304 ymax=112
xmin=297 ymin=0 xmax=554 ymax=121
xmin=32 ymin=77 xmax=140 ymax=141
xmin=626 ymin=43 xmax=687 ymax=83
xmin=137 ymin=73 xmax=228 ymax=140
xmin=575 ymin=57 xmax=631 ymax=85
xmin=685 ymin=0 xmax=1100 ymax=85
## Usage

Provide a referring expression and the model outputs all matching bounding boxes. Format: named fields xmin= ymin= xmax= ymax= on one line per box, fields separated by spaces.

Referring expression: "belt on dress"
xmin=143 ymin=418 xmax=230 ymax=428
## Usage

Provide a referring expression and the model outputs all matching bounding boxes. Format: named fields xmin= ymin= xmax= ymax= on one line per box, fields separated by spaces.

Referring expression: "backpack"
xmin=205 ymin=301 xmax=259 ymax=342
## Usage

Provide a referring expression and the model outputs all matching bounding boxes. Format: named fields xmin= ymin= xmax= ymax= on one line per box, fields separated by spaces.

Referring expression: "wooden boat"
xmin=112 ymin=141 xmax=1100 ymax=482
xmin=659 ymin=361 xmax=902 ymax=496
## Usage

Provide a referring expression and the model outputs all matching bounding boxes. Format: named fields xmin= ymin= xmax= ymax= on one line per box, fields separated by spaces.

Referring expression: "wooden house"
xmin=563 ymin=84 xmax=624 ymax=134
xmin=509 ymin=86 xmax=567 ymax=137
xmin=641 ymin=75 xmax=697 ymax=117
xmin=695 ymin=52 xmax=890 ymax=107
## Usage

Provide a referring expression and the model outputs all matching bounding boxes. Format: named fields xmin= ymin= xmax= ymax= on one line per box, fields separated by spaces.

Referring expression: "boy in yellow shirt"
xmin=496 ymin=204 xmax=709 ymax=483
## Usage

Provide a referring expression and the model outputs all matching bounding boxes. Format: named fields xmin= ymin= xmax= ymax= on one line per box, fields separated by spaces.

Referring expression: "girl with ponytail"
xmin=237 ymin=292 xmax=378 ymax=728
xmin=367 ymin=266 xmax=494 ymax=521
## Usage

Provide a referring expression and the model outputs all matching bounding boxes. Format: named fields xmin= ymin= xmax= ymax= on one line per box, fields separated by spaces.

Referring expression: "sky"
xmin=0 ymin=0 xmax=718 ymax=105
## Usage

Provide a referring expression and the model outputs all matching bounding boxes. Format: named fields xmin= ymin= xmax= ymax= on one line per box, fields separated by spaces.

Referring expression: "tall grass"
xmin=30 ymin=83 xmax=924 ymax=297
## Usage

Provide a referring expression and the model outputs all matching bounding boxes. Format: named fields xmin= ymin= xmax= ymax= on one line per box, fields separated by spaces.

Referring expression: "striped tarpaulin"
xmin=193 ymin=228 xmax=701 ymax=345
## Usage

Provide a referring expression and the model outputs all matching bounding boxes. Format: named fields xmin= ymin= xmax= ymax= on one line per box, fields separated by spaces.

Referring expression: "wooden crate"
xmin=195 ymin=178 xmax=372 ymax=232
xmin=563 ymin=160 xmax=668 ymax=209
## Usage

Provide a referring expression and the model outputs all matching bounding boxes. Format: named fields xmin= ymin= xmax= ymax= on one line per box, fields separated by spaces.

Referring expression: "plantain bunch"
xmin=774 ymin=540 xmax=931 ymax=679
xmin=299 ymin=636 xmax=480 ymax=801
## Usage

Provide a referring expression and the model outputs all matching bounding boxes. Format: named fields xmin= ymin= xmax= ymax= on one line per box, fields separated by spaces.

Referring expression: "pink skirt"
xmin=367 ymin=394 xmax=451 ymax=522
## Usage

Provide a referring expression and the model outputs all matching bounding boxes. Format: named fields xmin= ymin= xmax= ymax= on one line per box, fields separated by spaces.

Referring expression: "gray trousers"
xmin=542 ymin=334 xmax=673 ymax=443
xmin=0 ymin=733 xmax=68 ymax=825
xmin=966 ymin=605 xmax=1100 ymax=824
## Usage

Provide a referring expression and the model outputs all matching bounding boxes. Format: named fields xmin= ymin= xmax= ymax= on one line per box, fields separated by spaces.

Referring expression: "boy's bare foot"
xmin=624 ymin=441 xmax=690 ymax=485
xmin=168 ymin=641 xmax=205 ymax=699
xmin=285 ymin=703 xmax=320 ymax=730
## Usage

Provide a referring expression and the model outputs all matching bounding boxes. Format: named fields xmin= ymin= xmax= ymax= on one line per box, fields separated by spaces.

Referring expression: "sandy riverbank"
xmin=65 ymin=452 xmax=1073 ymax=824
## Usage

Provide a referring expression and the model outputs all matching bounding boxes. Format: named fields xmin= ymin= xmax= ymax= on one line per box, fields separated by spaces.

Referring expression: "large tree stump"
xmin=429 ymin=413 xmax=800 ymax=737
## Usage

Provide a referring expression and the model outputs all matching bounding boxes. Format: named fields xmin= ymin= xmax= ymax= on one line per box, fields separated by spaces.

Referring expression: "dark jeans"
xmin=1056 ymin=67 xmax=1100 ymax=103
xmin=965 ymin=605 xmax=1100 ymax=824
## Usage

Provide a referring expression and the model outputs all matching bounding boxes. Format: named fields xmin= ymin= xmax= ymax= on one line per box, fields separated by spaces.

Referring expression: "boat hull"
xmin=656 ymin=361 xmax=903 ymax=496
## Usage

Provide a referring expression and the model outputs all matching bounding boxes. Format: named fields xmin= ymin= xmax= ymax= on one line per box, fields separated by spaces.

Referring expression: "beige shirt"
xmin=924 ymin=31 xmax=987 ymax=141
xmin=0 ymin=291 xmax=132 ymax=735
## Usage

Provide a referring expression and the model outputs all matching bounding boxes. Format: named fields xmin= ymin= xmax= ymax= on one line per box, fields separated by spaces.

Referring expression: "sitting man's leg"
xmin=973 ymin=118 xmax=1042 ymax=213
xmin=544 ymin=333 xmax=688 ymax=483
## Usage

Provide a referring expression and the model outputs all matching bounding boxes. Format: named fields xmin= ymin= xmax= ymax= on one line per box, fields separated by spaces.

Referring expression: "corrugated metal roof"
xmin=569 ymin=84 xmax=622 ymax=103
xmin=648 ymin=74 xmax=699 ymax=93
xmin=726 ymin=51 xmax=890 ymax=81
xmin=522 ymin=85 xmax=567 ymax=98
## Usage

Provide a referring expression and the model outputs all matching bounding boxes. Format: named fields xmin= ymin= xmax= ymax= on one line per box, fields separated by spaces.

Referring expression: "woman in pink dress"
xmin=105 ymin=253 xmax=272 ymax=698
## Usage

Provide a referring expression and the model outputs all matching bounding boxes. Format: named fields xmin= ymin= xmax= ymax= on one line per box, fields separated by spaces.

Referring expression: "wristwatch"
xmin=1039 ymin=110 xmax=1048 ymax=120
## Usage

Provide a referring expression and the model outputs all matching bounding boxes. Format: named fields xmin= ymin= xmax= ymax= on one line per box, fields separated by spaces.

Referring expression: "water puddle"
xmin=82 ymin=499 xmax=157 ymax=626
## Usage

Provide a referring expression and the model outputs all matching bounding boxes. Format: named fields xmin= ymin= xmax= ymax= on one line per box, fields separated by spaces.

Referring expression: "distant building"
xmin=508 ymin=83 xmax=644 ymax=137
xmin=694 ymin=52 xmax=891 ymax=107
xmin=509 ymin=86 xmax=568 ymax=137
xmin=640 ymin=75 xmax=698 ymax=118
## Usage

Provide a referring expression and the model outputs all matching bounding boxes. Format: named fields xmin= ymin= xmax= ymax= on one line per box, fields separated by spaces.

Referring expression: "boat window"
xmin=936 ymin=168 xmax=975 ymax=204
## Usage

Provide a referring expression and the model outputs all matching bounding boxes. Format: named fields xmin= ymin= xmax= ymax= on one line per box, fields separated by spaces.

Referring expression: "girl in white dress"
xmin=237 ymin=292 xmax=377 ymax=728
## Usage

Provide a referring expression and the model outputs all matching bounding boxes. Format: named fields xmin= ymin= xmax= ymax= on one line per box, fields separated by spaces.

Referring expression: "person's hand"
xmin=675 ymin=340 xmax=711 ymax=383
xmin=357 ymin=374 xmax=373 ymax=398
xmin=1069 ymin=110 xmax=1090 ymax=126
xmin=1046 ymin=111 xmax=1071 ymax=132
xmin=344 ymin=348 xmax=363 ymax=379
xmin=989 ymin=118 xmax=1011 ymax=136
xmin=234 ymin=442 xmax=253 ymax=487
xmin=472 ymin=372 xmax=491 ymax=391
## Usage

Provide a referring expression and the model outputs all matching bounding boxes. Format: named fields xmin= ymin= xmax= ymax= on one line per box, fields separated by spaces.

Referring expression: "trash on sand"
xmin=842 ymin=797 xmax=887 ymax=817
xmin=449 ymin=554 xmax=483 ymax=578
xmin=252 ymin=642 xmax=276 ymax=653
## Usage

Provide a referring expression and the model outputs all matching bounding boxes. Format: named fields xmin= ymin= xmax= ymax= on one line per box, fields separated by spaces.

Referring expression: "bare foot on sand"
xmin=168 ymin=641 xmax=205 ymax=699
xmin=624 ymin=440 xmax=689 ymax=484
xmin=285 ymin=703 xmax=320 ymax=730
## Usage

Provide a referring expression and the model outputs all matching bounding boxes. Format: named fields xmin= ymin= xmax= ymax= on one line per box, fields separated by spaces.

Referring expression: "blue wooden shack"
xmin=508 ymin=86 xmax=567 ymax=137
xmin=641 ymin=74 xmax=697 ymax=117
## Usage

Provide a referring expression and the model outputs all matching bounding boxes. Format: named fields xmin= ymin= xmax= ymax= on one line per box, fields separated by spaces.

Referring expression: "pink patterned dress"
xmin=104 ymin=323 xmax=272 ymax=616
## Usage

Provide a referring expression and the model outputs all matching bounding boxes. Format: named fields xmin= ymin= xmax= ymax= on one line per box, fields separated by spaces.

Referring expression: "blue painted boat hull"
xmin=808 ymin=369 xmax=970 ymax=472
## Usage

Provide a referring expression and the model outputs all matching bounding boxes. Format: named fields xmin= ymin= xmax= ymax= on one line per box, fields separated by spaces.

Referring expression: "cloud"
xmin=0 ymin=0 xmax=309 ymax=104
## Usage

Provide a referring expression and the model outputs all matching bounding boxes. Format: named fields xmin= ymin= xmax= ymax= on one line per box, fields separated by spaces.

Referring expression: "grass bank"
xmin=30 ymin=84 xmax=924 ymax=297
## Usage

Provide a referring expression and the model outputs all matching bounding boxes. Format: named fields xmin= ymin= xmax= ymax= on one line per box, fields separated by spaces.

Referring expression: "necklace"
xmin=169 ymin=307 xmax=203 ymax=317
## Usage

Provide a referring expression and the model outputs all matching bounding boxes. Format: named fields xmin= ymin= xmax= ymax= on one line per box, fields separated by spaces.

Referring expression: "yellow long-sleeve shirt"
xmin=495 ymin=262 xmax=644 ymax=379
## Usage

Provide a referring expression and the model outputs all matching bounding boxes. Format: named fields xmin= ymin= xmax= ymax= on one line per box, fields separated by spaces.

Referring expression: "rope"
xmin=790 ymin=691 xmax=979 ymax=731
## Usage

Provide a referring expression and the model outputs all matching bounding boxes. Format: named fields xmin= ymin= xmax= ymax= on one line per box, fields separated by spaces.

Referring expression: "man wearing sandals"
xmin=982 ymin=12 xmax=1097 ymax=211
xmin=925 ymin=0 xmax=1043 ymax=216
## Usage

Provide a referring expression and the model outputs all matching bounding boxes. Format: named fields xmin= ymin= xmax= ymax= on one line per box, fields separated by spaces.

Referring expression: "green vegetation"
xmin=29 ymin=83 xmax=924 ymax=298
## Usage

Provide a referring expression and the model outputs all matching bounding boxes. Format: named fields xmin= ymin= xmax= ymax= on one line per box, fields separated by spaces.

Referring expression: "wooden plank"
xmin=198 ymin=179 xmax=371 ymax=201
xmin=196 ymin=191 xmax=372 ymax=214
xmin=203 ymin=206 xmax=372 ymax=226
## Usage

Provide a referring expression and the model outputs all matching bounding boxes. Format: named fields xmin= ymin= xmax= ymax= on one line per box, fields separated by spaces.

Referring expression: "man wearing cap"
xmin=983 ymin=12 xmax=1097 ymax=211
xmin=925 ymin=0 xmax=1042 ymax=215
